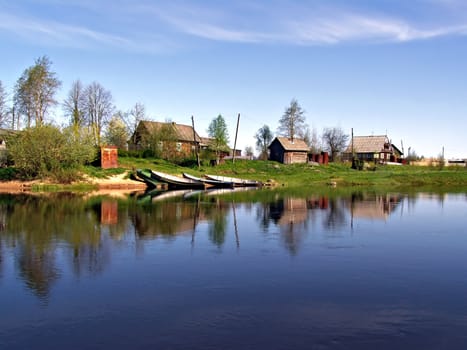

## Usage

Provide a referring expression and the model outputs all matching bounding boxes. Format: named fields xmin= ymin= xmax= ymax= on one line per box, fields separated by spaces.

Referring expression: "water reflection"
xmin=0 ymin=189 xmax=450 ymax=300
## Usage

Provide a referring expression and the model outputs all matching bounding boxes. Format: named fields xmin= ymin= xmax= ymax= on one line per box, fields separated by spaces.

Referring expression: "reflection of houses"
xmin=343 ymin=135 xmax=403 ymax=163
xmin=129 ymin=121 xmax=201 ymax=157
xmin=268 ymin=137 xmax=309 ymax=164
xmin=349 ymin=194 xmax=401 ymax=220
xmin=277 ymin=198 xmax=308 ymax=226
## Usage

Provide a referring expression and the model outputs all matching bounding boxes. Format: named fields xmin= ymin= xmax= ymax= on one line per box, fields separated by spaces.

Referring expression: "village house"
xmin=128 ymin=121 xmax=201 ymax=158
xmin=343 ymin=135 xmax=403 ymax=163
xmin=268 ymin=137 xmax=309 ymax=164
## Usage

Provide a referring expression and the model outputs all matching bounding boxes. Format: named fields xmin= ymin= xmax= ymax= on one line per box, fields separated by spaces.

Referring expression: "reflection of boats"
xmin=204 ymin=174 xmax=262 ymax=187
xmin=205 ymin=186 xmax=259 ymax=196
xmin=150 ymin=170 xmax=207 ymax=189
xmin=183 ymin=173 xmax=234 ymax=188
xmin=150 ymin=189 xmax=195 ymax=202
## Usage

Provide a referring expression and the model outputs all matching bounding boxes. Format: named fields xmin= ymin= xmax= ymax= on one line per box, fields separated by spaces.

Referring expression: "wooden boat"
xmin=204 ymin=174 xmax=262 ymax=187
xmin=136 ymin=169 xmax=163 ymax=189
xmin=182 ymin=173 xmax=234 ymax=188
xmin=150 ymin=170 xmax=206 ymax=189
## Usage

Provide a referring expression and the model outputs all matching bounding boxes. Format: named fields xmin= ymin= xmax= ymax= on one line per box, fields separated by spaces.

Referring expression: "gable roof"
xmin=138 ymin=121 xmax=201 ymax=142
xmin=269 ymin=137 xmax=309 ymax=151
xmin=345 ymin=135 xmax=390 ymax=153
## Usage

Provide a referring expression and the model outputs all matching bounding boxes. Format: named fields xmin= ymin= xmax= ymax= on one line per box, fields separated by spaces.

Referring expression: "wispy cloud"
xmin=145 ymin=2 xmax=467 ymax=45
xmin=0 ymin=11 xmax=174 ymax=53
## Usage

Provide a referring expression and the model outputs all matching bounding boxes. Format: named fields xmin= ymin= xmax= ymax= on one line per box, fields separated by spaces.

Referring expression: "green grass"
xmin=89 ymin=157 xmax=467 ymax=189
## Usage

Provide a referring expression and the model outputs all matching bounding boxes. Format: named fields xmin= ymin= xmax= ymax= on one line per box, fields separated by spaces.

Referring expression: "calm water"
xmin=1 ymin=189 xmax=467 ymax=349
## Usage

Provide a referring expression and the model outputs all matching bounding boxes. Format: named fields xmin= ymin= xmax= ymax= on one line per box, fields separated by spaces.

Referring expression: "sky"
xmin=1 ymin=0 xmax=467 ymax=159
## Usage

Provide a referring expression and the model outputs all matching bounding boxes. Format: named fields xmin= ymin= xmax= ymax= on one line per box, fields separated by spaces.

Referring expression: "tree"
xmin=127 ymin=102 xmax=146 ymax=144
xmin=63 ymin=80 xmax=86 ymax=128
xmin=83 ymin=82 xmax=113 ymax=146
xmin=277 ymin=99 xmax=306 ymax=142
xmin=104 ymin=112 xmax=129 ymax=149
xmin=208 ymin=114 xmax=229 ymax=163
xmin=322 ymin=127 xmax=349 ymax=161
xmin=244 ymin=146 xmax=254 ymax=159
xmin=14 ymin=56 xmax=61 ymax=127
xmin=0 ymin=80 xmax=10 ymax=128
xmin=255 ymin=124 xmax=273 ymax=160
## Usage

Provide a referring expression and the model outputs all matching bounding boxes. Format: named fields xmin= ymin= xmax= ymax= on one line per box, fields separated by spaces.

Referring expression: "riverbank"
xmin=1 ymin=159 xmax=466 ymax=192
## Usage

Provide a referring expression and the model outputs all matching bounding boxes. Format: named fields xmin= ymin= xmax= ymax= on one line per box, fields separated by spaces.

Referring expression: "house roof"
xmin=345 ymin=135 xmax=390 ymax=153
xmin=139 ymin=121 xmax=201 ymax=142
xmin=269 ymin=137 xmax=309 ymax=151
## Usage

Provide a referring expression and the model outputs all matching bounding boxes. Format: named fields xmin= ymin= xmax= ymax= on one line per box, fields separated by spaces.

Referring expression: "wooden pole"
xmin=191 ymin=115 xmax=200 ymax=168
xmin=233 ymin=113 xmax=240 ymax=164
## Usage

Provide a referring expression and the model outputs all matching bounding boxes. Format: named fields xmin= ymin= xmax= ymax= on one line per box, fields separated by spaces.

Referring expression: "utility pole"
xmin=232 ymin=113 xmax=240 ymax=164
xmin=191 ymin=115 xmax=200 ymax=168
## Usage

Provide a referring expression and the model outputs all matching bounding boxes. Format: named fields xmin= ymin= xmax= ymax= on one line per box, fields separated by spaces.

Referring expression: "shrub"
xmin=7 ymin=125 xmax=97 ymax=181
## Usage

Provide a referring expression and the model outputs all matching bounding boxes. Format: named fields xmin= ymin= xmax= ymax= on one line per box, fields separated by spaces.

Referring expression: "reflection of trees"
xmin=0 ymin=193 xmax=104 ymax=298
xmin=323 ymin=198 xmax=347 ymax=231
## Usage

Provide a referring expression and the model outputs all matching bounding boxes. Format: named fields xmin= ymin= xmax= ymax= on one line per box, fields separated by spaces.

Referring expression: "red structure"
xmin=101 ymin=146 xmax=118 ymax=169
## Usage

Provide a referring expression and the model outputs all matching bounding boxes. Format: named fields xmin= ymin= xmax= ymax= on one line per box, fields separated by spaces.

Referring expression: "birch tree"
xmin=14 ymin=56 xmax=61 ymax=127
xmin=83 ymin=82 xmax=113 ymax=146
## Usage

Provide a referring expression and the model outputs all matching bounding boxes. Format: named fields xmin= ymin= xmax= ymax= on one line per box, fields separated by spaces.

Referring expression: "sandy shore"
xmin=0 ymin=172 xmax=148 ymax=193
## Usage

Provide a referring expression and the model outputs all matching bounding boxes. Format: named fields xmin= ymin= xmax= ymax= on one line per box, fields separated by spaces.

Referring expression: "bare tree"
xmin=127 ymin=102 xmax=146 ymax=144
xmin=322 ymin=127 xmax=349 ymax=161
xmin=255 ymin=124 xmax=273 ymax=160
xmin=277 ymin=99 xmax=306 ymax=142
xmin=83 ymin=82 xmax=113 ymax=146
xmin=63 ymin=80 xmax=86 ymax=128
xmin=14 ymin=56 xmax=61 ymax=127
xmin=0 ymin=81 xmax=10 ymax=128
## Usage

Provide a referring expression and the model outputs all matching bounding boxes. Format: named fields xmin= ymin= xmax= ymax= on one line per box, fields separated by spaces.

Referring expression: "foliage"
xmin=277 ymin=99 xmax=306 ymax=141
xmin=255 ymin=124 xmax=273 ymax=160
xmin=63 ymin=80 xmax=86 ymax=128
xmin=14 ymin=56 xmax=61 ymax=128
xmin=208 ymin=114 xmax=229 ymax=162
xmin=7 ymin=125 xmax=96 ymax=182
xmin=322 ymin=127 xmax=349 ymax=161
xmin=0 ymin=167 xmax=18 ymax=180
xmin=104 ymin=113 xmax=129 ymax=149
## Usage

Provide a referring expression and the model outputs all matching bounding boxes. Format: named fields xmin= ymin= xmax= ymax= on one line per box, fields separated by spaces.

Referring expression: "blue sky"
xmin=1 ymin=0 xmax=467 ymax=158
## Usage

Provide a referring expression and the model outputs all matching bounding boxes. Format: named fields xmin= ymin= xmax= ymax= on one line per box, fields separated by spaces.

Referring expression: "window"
xmin=176 ymin=142 xmax=182 ymax=152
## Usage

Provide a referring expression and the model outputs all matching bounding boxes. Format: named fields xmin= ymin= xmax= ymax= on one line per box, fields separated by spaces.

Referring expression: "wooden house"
xmin=268 ymin=137 xmax=309 ymax=164
xmin=129 ymin=121 xmax=201 ymax=158
xmin=343 ymin=135 xmax=403 ymax=163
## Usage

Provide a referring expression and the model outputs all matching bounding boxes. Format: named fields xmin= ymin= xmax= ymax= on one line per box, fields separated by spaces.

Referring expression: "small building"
xmin=268 ymin=137 xmax=309 ymax=164
xmin=128 ymin=121 xmax=201 ymax=158
xmin=343 ymin=135 xmax=403 ymax=163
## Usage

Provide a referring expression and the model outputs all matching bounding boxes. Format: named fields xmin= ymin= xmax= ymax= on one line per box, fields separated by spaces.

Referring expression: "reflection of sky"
xmin=1 ymin=193 xmax=467 ymax=348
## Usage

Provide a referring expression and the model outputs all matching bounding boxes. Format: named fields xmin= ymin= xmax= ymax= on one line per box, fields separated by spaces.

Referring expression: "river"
xmin=1 ymin=189 xmax=466 ymax=349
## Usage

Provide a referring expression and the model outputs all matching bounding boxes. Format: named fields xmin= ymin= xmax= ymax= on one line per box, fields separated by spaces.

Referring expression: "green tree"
xmin=104 ymin=112 xmax=129 ymax=149
xmin=208 ymin=114 xmax=229 ymax=163
xmin=14 ymin=56 xmax=61 ymax=127
xmin=7 ymin=125 xmax=96 ymax=181
xmin=277 ymin=99 xmax=306 ymax=142
xmin=322 ymin=127 xmax=349 ymax=161
xmin=63 ymin=80 xmax=86 ymax=129
xmin=255 ymin=124 xmax=273 ymax=160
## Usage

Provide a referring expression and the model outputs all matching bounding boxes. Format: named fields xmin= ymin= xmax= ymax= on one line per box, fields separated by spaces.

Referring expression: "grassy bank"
xmin=105 ymin=157 xmax=467 ymax=189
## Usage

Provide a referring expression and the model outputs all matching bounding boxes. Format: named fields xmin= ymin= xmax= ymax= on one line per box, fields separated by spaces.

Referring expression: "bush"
xmin=7 ymin=125 xmax=97 ymax=181
xmin=0 ymin=167 xmax=18 ymax=181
